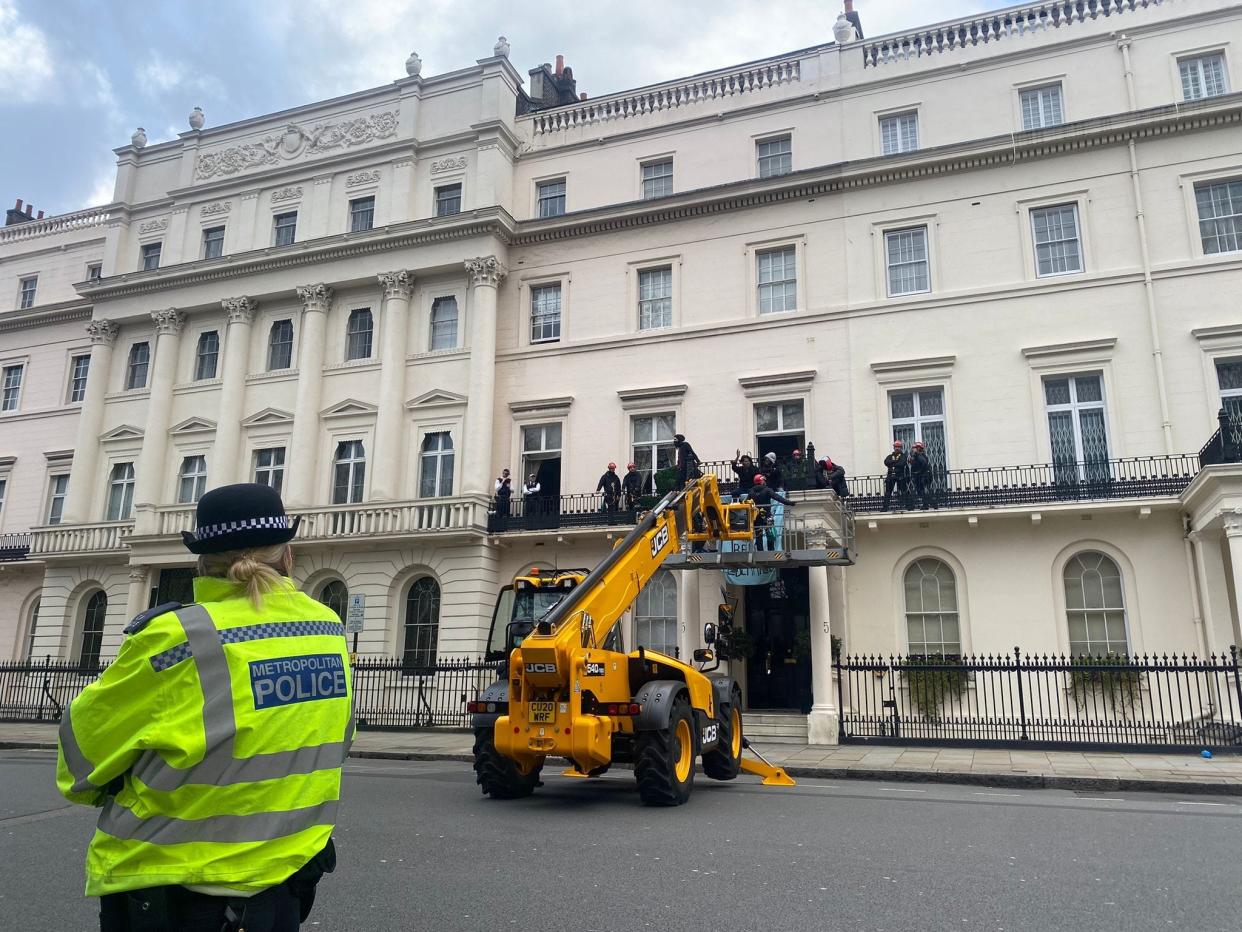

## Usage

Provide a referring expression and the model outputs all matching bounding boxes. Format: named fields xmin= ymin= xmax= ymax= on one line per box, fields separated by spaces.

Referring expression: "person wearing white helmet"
xmin=760 ymin=451 xmax=784 ymax=491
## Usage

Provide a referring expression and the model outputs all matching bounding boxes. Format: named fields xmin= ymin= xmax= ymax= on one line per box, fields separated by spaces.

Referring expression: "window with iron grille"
xmin=318 ymin=580 xmax=349 ymax=620
xmin=1020 ymin=84 xmax=1064 ymax=130
xmin=634 ymin=570 xmax=678 ymax=656
xmin=267 ymin=320 xmax=293 ymax=371
xmin=18 ymin=276 xmax=37 ymax=309
xmin=402 ymin=577 xmax=440 ymax=671
xmin=1216 ymin=359 xmax=1242 ymax=420
xmin=429 ymin=296 xmax=458 ymax=350
xmin=641 ymin=159 xmax=674 ymax=199
xmin=1179 ymin=52 xmax=1228 ymax=101
xmin=345 ymin=309 xmax=373 ymax=361
xmin=2 ymin=364 xmax=23 ymax=411
xmin=140 ymin=242 xmax=162 ymax=270
xmin=884 ymin=227 xmax=930 ymax=296
xmin=530 ymin=284 xmax=561 ymax=343
xmin=1195 ymin=179 xmax=1242 ymax=255
xmin=537 ymin=179 xmax=566 ymax=218
xmin=1031 ymin=204 xmax=1083 ymax=276
xmin=202 ymin=226 xmax=225 ymax=259
xmin=419 ymin=432 xmax=454 ymax=498
xmin=46 ymin=474 xmax=68 ymax=525
xmin=1044 ymin=374 xmax=1109 ymax=484
xmin=434 ymin=184 xmax=462 ymax=217
xmin=68 ymin=355 xmax=90 ymax=403
xmin=756 ymin=246 xmax=797 ymax=314
xmin=632 ymin=414 xmax=676 ymax=495
xmin=638 ymin=266 xmax=673 ymax=330
xmin=890 ymin=389 xmax=948 ymax=472
xmin=177 ymin=455 xmax=208 ymax=504
xmin=756 ymin=135 xmax=792 ymax=178
xmin=273 ymin=212 xmax=297 ymax=247
xmin=880 ymin=112 xmax=919 ymax=155
xmin=1064 ymin=551 xmax=1130 ymax=656
xmin=125 ymin=343 xmax=149 ymax=390
xmin=904 ymin=558 xmax=961 ymax=657
xmin=253 ymin=447 xmax=286 ymax=493
xmin=79 ymin=590 xmax=108 ymax=668
xmin=332 ymin=440 xmax=366 ymax=504
xmin=194 ymin=331 xmax=219 ymax=380
xmin=349 ymin=196 xmax=375 ymax=232
xmin=106 ymin=462 xmax=135 ymax=520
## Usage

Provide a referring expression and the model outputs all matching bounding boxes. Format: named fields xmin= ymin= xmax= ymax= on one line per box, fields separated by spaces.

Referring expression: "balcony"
xmin=0 ymin=533 xmax=31 ymax=561
xmin=29 ymin=521 xmax=133 ymax=557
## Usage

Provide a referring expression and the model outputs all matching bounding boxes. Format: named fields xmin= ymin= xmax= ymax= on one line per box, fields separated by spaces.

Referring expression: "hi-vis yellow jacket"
xmin=56 ymin=576 xmax=353 ymax=897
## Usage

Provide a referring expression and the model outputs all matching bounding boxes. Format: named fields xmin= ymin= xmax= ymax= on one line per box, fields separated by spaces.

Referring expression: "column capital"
xmin=85 ymin=318 xmax=119 ymax=346
xmin=465 ymin=255 xmax=507 ymax=288
xmin=1223 ymin=509 xmax=1242 ymax=537
xmin=296 ymin=282 xmax=334 ymax=313
xmin=151 ymin=308 xmax=186 ymax=335
xmin=377 ymin=269 xmax=414 ymax=300
xmin=222 ymin=296 xmax=258 ymax=324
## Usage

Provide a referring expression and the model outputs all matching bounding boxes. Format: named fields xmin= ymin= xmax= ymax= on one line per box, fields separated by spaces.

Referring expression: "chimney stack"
xmin=37 ymin=210 xmax=44 ymax=219
xmin=555 ymin=54 xmax=564 ymax=76
xmin=6 ymin=198 xmax=34 ymax=226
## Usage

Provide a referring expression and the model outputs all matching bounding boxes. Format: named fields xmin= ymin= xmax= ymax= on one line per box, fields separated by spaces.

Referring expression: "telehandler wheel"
xmin=634 ymin=695 xmax=696 ymax=806
xmin=473 ymin=729 xmax=543 ymax=799
xmin=702 ymin=687 xmax=744 ymax=781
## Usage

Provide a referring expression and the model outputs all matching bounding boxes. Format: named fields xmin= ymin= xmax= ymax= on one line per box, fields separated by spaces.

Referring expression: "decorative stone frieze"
xmin=296 ymin=283 xmax=333 ymax=313
xmin=139 ymin=218 xmax=168 ymax=234
xmin=85 ymin=319 xmax=119 ymax=346
xmin=431 ymin=156 xmax=467 ymax=174
xmin=347 ymin=170 xmax=381 ymax=186
xmin=200 ymin=201 xmax=231 ymax=216
xmin=195 ymin=110 xmax=400 ymax=179
xmin=222 ymin=296 xmax=258 ymax=324
xmin=151 ymin=309 xmax=186 ymax=335
xmin=464 ymin=256 xmax=506 ymax=287
xmin=271 ymin=186 xmax=303 ymax=203
xmin=377 ymin=270 xmax=414 ymax=300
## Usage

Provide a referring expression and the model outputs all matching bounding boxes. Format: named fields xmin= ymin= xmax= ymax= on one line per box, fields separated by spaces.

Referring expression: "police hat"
xmin=181 ymin=483 xmax=301 ymax=554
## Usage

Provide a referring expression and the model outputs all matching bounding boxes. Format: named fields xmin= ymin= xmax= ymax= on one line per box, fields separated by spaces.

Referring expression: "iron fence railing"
xmin=0 ymin=533 xmax=31 ymax=561
xmin=351 ymin=657 xmax=500 ymax=730
xmin=488 ymin=493 xmax=644 ymax=533
xmin=848 ymin=454 xmax=1200 ymax=513
xmin=837 ymin=648 xmax=1242 ymax=752
xmin=0 ymin=657 xmax=107 ymax=723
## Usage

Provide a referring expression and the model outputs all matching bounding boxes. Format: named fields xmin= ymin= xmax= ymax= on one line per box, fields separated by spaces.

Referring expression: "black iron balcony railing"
xmin=488 ymin=492 xmax=645 ymax=533
xmin=0 ymin=533 xmax=31 ymax=561
xmin=1199 ymin=409 xmax=1242 ymax=467
xmin=848 ymin=454 xmax=1200 ymax=514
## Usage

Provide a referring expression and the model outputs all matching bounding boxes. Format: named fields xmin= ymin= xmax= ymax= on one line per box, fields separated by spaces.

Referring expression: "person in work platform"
xmin=56 ymin=483 xmax=351 ymax=932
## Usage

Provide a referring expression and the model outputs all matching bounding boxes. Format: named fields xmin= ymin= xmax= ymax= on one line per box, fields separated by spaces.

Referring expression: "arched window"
xmin=318 ymin=579 xmax=349 ymax=621
xmin=345 ymin=309 xmax=374 ymax=361
xmin=1063 ymin=551 xmax=1129 ymax=657
xmin=903 ymin=558 xmax=960 ymax=657
xmin=402 ymin=578 xmax=440 ymax=672
xmin=79 ymin=590 xmax=107 ymax=667
xmin=23 ymin=598 xmax=40 ymax=661
xmin=634 ymin=570 xmax=677 ymax=657
xmin=419 ymin=432 xmax=454 ymax=498
xmin=429 ymin=296 xmax=459 ymax=350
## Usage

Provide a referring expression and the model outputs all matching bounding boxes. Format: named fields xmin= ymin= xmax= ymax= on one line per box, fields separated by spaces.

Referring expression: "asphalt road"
xmin=1 ymin=749 xmax=1239 ymax=931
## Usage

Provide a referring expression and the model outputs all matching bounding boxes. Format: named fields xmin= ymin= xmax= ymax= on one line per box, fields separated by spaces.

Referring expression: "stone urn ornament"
xmin=493 ymin=36 xmax=510 ymax=59
xmin=833 ymin=13 xmax=855 ymax=44
xmin=188 ymin=106 xmax=205 ymax=130
xmin=405 ymin=51 xmax=422 ymax=77
xmin=131 ymin=127 xmax=148 ymax=148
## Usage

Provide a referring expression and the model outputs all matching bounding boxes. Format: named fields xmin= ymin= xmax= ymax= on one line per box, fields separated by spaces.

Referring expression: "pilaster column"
xmin=210 ymin=297 xmax=257 ymax=488
xmin=807 ymin=564 xmax=840 ymax=745
xmin=1217 ymin=514 xmax=1242 ymax=651
xmin=133 ymin=309 xmax=186 ymax=534
xmin=124 ymin=566 xmax=150 ymax=621
xmin=63 ymin=319 xmax=119 ymax=523
xmin=286 ymin=284 xmax=333 ymax=508
xmin=370 ymin=270 xmax=414 ymax=501
xmin=463 ymin=257 xmax=506 ymax=496
xmin=676 ymin=571 xmax=701 ymax=662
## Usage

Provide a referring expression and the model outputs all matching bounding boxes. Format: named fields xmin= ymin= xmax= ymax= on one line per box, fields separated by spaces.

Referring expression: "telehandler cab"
xmin=469 ymin=474 xmax=795 ymax=805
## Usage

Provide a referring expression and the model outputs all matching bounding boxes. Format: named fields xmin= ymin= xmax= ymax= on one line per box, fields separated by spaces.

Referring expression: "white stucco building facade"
xmin=3 ymin=0 xmax=1242 ymax=741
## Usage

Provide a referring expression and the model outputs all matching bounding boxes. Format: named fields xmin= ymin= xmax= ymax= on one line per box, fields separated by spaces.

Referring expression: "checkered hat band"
xmin=149 ymin=620 xmax=345 ymax=673
xmin=192 ymin=515 xmax=292 ymax=541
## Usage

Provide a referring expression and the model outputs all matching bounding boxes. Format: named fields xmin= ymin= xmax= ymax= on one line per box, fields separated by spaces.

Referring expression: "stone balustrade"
xmin=861 ymin=0 xmax=1172 ymax=68
xmin=295 ymin=498 xmax=488 ymax=540
xmin=525 ymin=58 xmax=801 ymax=137
xmin=0 ymin=205 xmax=112 ymax=245
xmin=29 ymin=521 xmax=133 ymax=557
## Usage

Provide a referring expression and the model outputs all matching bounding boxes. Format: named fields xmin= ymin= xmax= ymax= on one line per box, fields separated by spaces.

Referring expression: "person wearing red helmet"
xmin=741 ymin=473 xmax=797 ymax=551
xmin=815 ymin=456 xmax=849 ymax=499
xmin=882 ymin=439 xmax=911 ymax=512
xmin=622 ymin=462 xmax=643 ymax=512
xmin=910 ymin=440 xmax=932 ymax=510
xmin=596 ymin=462 xmax=622 ymax=514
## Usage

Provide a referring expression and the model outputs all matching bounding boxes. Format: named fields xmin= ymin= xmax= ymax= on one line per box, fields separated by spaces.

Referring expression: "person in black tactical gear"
xmin=731 ymin=450 xmax=760 ymax=496
xmin=493 ymin=468 xmax=513 ymax=519
xmin=741 ymin=474 xmax=797 ymax=551
xmin=673 ymin=434 xmax=700 ymax=490
xmin=909 ymin=440 xmax=932 ymax=510
xmin=787 ymin=448 xmax=808 ymax=491
xmin=622 ymin=462 xmax=644 ymax=512
xmin=882 ymin=440 xmax=911 ymax=512
xmin=596 ymin=462 xmax=622 ymax=513
xmin=815 ymin=457 xmax=850 ymax=499
xmin=760 ymin=451 xmax=784 ymax=491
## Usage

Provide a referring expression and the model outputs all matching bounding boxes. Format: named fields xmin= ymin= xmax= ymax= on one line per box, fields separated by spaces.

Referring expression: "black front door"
xmin=743 ymin=568 xmax=812 ymax=712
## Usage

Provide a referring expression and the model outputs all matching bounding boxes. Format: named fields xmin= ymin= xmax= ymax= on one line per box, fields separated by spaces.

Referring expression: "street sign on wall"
xmin=346 ymin=593 xmax=366 ymax=634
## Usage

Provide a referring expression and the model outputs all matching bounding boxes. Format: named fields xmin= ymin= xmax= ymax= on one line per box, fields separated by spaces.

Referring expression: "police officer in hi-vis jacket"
xmin=57 ymin=483 xmax=351 ymax=931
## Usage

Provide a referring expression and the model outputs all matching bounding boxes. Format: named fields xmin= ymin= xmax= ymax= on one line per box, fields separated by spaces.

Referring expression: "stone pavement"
xmin=4 ymin=721 xmax=1239 ymax=795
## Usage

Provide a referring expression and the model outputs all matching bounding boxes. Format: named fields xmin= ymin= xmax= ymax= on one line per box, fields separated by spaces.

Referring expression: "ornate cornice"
xmin=378 ymin=270 xmax=414 ymax=300
xmin=465 ymin=255 xmax=506 ymax=287
xmin=222 ymin=296 xmax=258 ymax=324
xmin=86 ymin=319 xmax=120 ymax=346
xmin=151 ymin=308 xmax=186 ymax=335
xmin=296 ymin=283 xmax=333 ymax=313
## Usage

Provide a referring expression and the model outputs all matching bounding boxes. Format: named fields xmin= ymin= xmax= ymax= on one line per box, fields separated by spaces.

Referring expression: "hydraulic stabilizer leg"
xmin=738 ymin=737 xmax=796 ymax=787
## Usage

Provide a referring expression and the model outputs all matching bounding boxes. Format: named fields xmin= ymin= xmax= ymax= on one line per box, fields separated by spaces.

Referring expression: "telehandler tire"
xmin=634 ymin=695 xmax=696 ymax=806
xmin=702 ymin=687 xmax=744 ymax=781
xmin=473 ymin=729 xmax=542 ymax=799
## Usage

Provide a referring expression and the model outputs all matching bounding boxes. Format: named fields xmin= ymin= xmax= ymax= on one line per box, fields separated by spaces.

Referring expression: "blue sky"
xmin=1 ymin=0 xmax=1011 ymax=216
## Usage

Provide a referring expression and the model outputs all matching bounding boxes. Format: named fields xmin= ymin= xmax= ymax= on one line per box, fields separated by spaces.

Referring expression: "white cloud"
xmin=85 ymin=165 xmax=115 ymax=207
xmin=138 ymin=54 xmax=187 ymax=97
xmin=0 ymin=0 xmax=54 ymax=101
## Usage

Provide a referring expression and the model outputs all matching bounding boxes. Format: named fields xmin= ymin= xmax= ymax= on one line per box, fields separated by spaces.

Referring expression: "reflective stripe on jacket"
xmin=56 ymin=575 xmax=353 ymax=897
